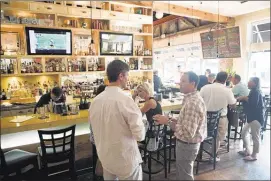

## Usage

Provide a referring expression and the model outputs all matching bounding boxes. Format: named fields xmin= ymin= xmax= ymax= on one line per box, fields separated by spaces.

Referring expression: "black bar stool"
xmin=37 ymin=125 xmax=76 ymax=180
xmin=0 ymin=148 xmax=38 ymax=180
xmin=139 ymin=122 xmax=167 ymax=181
xmin=196 ymin=109 xmax=222 ymax=174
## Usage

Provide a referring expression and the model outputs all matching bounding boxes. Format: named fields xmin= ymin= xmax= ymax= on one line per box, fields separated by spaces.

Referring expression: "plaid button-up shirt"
xmin=175 ymin=91 xmax=207 ymax=143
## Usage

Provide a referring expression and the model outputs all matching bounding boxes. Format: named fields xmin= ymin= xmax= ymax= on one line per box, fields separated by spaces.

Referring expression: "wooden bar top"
xmin=1 ymin=99 xmax=182 ymax=134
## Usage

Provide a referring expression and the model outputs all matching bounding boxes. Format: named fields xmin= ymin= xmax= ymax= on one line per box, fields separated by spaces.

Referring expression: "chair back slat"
xmin=38 ymin=125 xmax=76 ymax=158
xmin=207 ymin=109 xmax=222 ymax=137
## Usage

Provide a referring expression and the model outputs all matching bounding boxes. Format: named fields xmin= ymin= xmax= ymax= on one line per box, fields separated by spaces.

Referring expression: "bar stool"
xmin=0 ymin=148 xmax=38 ymax=180
xmin=139 ymin=122 xmax=167 ymax=181
xmin=196 ymin=109 xmax=222 ymax=174
xmin=37 ymin=125 xmax=76 ymax=180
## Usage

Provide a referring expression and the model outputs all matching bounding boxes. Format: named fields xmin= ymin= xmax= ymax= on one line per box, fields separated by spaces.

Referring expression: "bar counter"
xmin=1 ymin=98 xmax=182 ymax=149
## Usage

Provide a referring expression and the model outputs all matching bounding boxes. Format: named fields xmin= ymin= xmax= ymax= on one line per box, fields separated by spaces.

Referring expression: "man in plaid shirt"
xmin=154 ymin=71 xmax=207 ymax=180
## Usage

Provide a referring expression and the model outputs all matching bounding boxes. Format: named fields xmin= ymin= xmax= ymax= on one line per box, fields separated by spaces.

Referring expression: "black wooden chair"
xmin=165 ymin=110 xmax=179 ymax=173
xmin=196 ymin=109 xmax=222 ymax=174
xmin=0 ymin=148 xmax=38 ymax=180
xmin=37 ymin=125 xmax=76 ymax=180
xmin=261 ymin=95 xmax=270 ymax=140
xmin=139 ymin=122 xmax=167 ymax=181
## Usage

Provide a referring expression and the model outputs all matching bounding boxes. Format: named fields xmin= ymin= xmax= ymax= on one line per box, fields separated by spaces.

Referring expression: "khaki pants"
xmin=103 ymin=164 xmax=142 ymax=180
xmin=176 ymin=140 xmax=200 ymax=180
xmin=241 ymin=120 xmax=261 ymax=156
xmin=213 ymin=117 xmax=228 ymax=154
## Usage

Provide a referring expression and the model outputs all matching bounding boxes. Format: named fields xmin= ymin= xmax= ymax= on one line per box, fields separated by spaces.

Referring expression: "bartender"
xmin=34 ymin=87 xmax=66 ymax=114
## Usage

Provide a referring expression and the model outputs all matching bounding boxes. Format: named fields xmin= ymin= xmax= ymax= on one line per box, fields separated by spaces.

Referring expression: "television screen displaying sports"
xmin=25 ymin=27 xmax=72 ymax=55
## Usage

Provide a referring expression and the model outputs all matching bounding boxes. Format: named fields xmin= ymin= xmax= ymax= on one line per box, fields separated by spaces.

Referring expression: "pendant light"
xmin=168 ymin=1 xmax=171 ymax=46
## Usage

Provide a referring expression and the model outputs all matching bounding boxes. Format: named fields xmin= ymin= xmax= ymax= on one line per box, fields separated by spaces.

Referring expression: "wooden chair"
xmin=139 ymin=122 xmax=167 ymax=181
xmin=0 ymin=148 xmax=38 ymax=180
xmin=37 ymin=125 xmax=76 ymax=180
xmin=196 ymin=109 xmax=222 ymax=174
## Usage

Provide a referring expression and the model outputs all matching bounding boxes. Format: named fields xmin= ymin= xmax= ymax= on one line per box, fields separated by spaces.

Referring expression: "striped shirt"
xmin=175 ymin=91 xmax=207 ymax=143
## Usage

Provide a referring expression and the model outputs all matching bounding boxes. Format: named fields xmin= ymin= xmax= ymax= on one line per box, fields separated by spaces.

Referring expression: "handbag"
xmin=227 ymin=107 xmax=239 ymax=127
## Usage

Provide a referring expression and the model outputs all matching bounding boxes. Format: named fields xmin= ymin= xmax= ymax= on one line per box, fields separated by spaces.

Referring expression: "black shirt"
xmin=34 ymin=93 xmax=66 ymax=113
xmin=145 ymin=97 xmax=162 ymax=123
xmin=243 ymin=88 xmax=264 ymax=126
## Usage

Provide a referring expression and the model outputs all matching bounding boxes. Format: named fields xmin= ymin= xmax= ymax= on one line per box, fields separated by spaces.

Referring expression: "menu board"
xmin=200 ymin=26 xmax=241 ymax=59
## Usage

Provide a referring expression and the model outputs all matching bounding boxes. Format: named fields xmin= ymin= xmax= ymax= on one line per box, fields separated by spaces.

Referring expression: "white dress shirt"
xmin=89 ymin=86 xmax=145 ymax=178
xmin=200 ymin=83 xmax=236 ymax=116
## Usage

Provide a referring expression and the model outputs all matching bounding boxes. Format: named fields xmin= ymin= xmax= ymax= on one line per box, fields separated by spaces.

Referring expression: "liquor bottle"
xmin=68 ymin=61 xmax=72 ymax=72
xmin=93 ymin=60 xmax=98 ymax=71
xmin=0 ymin=46 xmax=4 ymax=55
xmin=61 ymin=63 xmax=66 ymax=72
xmin=56 ymin=63 xmax=60 ymax=72
xmin=9 ymin=61 xmax=14 ymax=74
xmin=75 ymin=61 xmax=79 ymax=72
xmin=89 ymin=59 xmax=93 ymax=71
xmin=1 ymin=89 xmax=7 ymax=100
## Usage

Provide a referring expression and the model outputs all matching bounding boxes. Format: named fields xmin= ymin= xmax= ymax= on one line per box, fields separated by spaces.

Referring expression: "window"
xmin=252 ymin=20 xmax=270 ymax=43
xmin=248 ymin=51 xmax=270 ymax=92
xmin=186 ymin=57 xmax=202 ymax=74
xmin=203 ymin=59 xmax=220 ymax=75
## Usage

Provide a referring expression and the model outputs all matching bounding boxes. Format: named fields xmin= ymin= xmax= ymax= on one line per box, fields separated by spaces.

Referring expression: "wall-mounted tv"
xmin=100 ymin=32 xmax=133 ymax=56
xmin=25 ymin=27 xmax=72 ymax=55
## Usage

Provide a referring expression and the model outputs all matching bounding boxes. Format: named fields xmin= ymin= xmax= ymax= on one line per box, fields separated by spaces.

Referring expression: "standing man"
xmin=153 ymin=71 xmax=207 ymax=180
xmin=89 ymin=60 xmax=145 ymax=180
xmin=205 ymin=69 xmax=211 ymax=77
xmin=200 ymin=72 xmax=236 ymax=161
xmin=231 ymin=74 xmax=249 ymax=97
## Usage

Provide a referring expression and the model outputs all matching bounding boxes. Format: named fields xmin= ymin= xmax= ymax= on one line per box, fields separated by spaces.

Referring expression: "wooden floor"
xmin=149 ymin=131 xmax=271 ymax=180
xmin=5 ymin=130 xmax=269 ymax=181
xmin=75 ymin=131 xmax=270 ymax=181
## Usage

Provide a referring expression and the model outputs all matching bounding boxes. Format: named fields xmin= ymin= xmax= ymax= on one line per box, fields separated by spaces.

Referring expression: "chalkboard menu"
xmin=200 ymin=26 xmax=241 ymax=59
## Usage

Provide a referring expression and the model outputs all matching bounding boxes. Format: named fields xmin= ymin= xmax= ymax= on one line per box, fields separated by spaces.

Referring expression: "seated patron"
xmin=231 ymin=74 xmax=249 ymax=97
xmin=200 ymin=72 xmax=236 ymax=161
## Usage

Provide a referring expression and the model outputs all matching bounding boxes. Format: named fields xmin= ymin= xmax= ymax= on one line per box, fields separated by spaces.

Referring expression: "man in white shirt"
xmin=231 ymin=74 xmax=249 ymax=97
xmin=89 ymin=60 xmax=145 ymax=180
xmin=200 ymin=71 xmax=236 ymax=161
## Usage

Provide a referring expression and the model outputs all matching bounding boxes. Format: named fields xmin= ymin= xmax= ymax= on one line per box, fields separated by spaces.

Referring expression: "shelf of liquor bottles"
xmin=0 ymin=56 xmax=152 ymax=77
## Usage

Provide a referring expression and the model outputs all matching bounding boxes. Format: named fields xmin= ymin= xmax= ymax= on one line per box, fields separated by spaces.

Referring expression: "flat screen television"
xmin=100 ymin=32 xmax=133 ymax=56
xmin=25 ymin=27 xmax=72 ymax=55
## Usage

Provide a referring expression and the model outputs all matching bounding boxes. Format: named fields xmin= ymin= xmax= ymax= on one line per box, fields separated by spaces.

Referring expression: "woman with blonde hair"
xmin=132 ymin=82 xmax=163 ymax=151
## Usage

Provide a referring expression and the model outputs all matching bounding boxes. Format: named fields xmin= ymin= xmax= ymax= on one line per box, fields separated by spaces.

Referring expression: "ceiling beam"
xmin=153 ymin=15 xmax=179 ymax=26
xmin=153 ymin=2 xmax=232 ymax=23
xmin=115 ymin=1 xmax=153 ymax=8
xmin=178 ymin=17 xmax=196 ymax=27
xmin=154 ymin=22 xmax=218 ymax=40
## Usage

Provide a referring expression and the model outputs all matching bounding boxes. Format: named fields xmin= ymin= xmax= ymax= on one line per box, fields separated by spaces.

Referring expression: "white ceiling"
xmin=162 ymin=1 xmax=270 ymax=17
